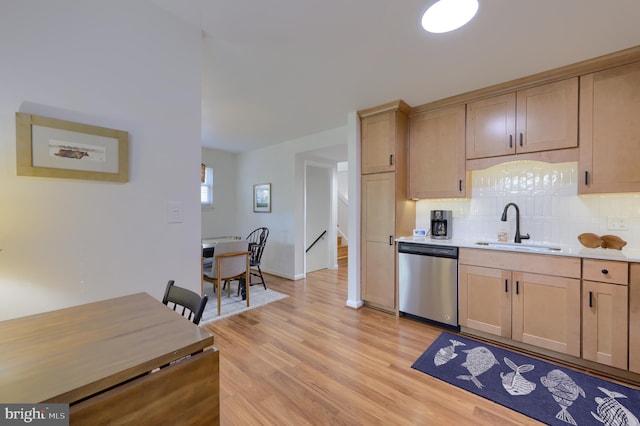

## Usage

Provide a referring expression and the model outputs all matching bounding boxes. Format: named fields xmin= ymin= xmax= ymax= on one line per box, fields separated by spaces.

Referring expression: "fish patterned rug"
xmin=412 ymin=332 xmax=640 ymax=426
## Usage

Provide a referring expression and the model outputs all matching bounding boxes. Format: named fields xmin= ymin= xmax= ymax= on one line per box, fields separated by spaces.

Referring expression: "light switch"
xmin=167 ymin=201 xmax=183 ymax=223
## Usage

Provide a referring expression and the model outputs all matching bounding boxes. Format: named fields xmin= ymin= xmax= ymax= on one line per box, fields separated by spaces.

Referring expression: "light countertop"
xmin=396 ymin=236 xmax=640 ymax=262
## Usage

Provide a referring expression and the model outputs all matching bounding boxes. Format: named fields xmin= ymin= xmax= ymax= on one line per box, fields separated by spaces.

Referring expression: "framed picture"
xmin=15 ymin=112 xmax=129 ymax=182
xmin=253 ymin=183 xmax=271 ymax=213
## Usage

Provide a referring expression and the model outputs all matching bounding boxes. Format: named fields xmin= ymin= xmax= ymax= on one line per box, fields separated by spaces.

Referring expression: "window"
xmin=201 ymin=166 xmax=213 ymax=207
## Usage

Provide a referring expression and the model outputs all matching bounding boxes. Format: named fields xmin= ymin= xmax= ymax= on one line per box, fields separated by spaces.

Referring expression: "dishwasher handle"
xmin=397 ymin=242 xmax=458 ymax=259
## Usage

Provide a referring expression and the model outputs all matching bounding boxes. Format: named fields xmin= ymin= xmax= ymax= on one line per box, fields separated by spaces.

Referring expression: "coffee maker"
xmin=430 ymin=210 xmax=452 ymax=240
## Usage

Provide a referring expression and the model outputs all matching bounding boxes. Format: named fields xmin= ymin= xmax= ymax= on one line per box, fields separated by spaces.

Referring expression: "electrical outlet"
xmin=607 ymin=216 xmax=629 ymax=231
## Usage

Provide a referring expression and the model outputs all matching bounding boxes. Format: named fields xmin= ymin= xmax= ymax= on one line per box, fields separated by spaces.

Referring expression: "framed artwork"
xmin=15 ymin=112 xmax=129 ymax=182
xmin=253 ymin=183 xmax=271 ymax=213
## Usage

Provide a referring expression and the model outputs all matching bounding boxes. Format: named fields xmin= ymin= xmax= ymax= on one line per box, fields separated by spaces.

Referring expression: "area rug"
xmin=199 ymin=283 xmax=288 ymax=325
xmin=412 ymin=332 xmax=640 ymax=426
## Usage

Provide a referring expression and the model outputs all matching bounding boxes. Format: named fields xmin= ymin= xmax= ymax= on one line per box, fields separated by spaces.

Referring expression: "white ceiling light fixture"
xmin=421 ymin=0 xmax=479 ymax=33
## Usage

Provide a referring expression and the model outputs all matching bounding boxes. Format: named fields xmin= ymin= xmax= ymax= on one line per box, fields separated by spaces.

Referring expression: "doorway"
xmin=305 ymin=163 xmax=333 ymax=273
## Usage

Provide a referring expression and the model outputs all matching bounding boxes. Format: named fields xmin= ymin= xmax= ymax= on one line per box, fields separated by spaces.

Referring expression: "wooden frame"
xmin=16 ymin=112 xmax=129 ymax=182
xmin=253 ymin=183 xmax=271 ymax=212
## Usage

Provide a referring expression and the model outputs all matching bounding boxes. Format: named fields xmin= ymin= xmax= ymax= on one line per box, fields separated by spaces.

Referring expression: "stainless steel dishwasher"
xmin=398 ymin=242 xmax=459 ymax=329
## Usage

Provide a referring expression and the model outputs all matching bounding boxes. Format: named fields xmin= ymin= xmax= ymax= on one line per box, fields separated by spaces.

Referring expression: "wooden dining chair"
xmin=162 ymin=280 xmax=208 ymax=325
xmin=246 ymin=227 xmax=269 ymax=289
xmin=202 ymin=240 xmax=251 ymax=316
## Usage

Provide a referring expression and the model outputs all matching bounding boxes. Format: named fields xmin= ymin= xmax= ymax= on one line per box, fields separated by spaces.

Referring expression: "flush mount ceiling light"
xmin=421 ymin=0 xmax=479 ymax=33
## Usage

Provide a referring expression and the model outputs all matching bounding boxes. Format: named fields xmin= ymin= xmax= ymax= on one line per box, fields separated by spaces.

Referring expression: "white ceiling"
xmin=148 ymin=0 xmax=640 ymax=154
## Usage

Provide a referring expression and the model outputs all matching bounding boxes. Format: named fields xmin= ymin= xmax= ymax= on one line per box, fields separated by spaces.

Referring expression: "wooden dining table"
xmin=202 ymin=235 xmax=243 ymax=257
xmin=0 ymin=292 xmax=219 ymax=425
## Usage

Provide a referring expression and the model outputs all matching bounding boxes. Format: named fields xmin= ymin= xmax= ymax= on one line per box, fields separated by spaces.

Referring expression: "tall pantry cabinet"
xmin=360 ymin=101 xmax=415 ymax=313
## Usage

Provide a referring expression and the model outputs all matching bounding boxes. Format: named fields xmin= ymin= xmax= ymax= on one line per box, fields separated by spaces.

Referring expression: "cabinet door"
xmin=630 ymin=263 xmax=640 ymax=374
xmin=458 ymin=264 xmax=511 ymax=338
xmin=516 ymin=78 xmax=578 ymax=154
xmin=583 ymin=281 xmax=629 ymax=369
xmin=408 ymin=105 xmax=466 ymax=199
xmin=361 ymin=173 xmax=396 ymax=311
xmin=511 ymin=272 xmax=581 ymax=357
xmin=580 ymin=62 xmax=640 ymax=194
xmin=466 ymin=93 xmax=516 ymax=159
xmin=361 ymin=111 xmax=396 ymax=174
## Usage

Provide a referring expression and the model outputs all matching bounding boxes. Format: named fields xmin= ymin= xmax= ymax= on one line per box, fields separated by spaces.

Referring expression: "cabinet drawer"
xmin=459 ymin=248 xmax=581 ymax=278
xmin=583 ymin=259 xmax=628 ymax=285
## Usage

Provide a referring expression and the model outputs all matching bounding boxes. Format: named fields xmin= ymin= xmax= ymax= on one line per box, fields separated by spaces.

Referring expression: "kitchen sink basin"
xmin=474 ymin=241 xmax=562 ymax=253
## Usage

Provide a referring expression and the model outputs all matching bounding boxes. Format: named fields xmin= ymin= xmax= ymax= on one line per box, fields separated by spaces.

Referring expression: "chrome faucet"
xmin=501 ymin=203 xmax=530 ymax=243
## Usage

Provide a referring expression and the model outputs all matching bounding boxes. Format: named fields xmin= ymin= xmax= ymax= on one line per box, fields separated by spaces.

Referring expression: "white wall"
xmin=305 ymin=164 xmax=331 ymax=273
xmin=235 ymin=126 xmax=347 ymax=280
xmin=0 ymin=1 xmax=202 ymax=320
xmin=337 ymin=166 xmax=349 ymax=241
xmin=417 ymin=161 xmax=640 ymax=248
xmin=201 ymin=147 xmax=239 ymax=238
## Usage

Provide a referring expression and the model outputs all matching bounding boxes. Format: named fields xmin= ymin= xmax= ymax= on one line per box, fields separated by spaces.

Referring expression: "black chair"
xmin=162 ymin=280 xmax=208 ymax=325
xmin=246 ymin=227 xmax=269 ymax=289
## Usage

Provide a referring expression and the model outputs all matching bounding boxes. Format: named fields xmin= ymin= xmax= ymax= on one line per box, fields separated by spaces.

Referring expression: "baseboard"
xmin=345 ymin=299 xmax=363 ymax=309
xmin=261 ymin=269 xmax=300 ymax=281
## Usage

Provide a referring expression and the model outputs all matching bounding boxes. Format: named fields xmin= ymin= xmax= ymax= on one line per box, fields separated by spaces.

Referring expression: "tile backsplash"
xmin=416 ymin=161 xmax=640 ymax=249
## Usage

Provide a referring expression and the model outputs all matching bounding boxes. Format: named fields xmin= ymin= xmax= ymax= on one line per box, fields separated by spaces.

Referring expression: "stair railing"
xmin=306 ymin=230 xmax=327 ymax=253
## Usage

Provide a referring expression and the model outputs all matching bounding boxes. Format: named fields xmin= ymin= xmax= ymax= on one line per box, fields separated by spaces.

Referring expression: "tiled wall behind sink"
xmin=415 ymin=161 xmax=640 ymax=249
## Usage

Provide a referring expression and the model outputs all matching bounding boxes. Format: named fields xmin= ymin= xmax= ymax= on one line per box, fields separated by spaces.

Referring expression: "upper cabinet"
xmin=361 ymin=46 xmax=640 ymax=197
xmin=579 ymin=62 xmax=640 ymax=194
xmin=466 ymin=92 xmax=516 ymax=159
xmin=408 ymin=104 xmax=467 ymax=199
xmin=517 ymin=79 xmax=579 ymax=154
xmin=361 ymin=101 xmax=410 ymax=174
xmin=466 ymin=78 xmax=578 ymax=160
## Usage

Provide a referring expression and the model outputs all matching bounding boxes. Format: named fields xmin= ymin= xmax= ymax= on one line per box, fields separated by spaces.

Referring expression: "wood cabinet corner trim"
xmin=358 ymin=100 xmax=411 ymax=118
xmin=412 ymin=44 xmax=640 ymax=114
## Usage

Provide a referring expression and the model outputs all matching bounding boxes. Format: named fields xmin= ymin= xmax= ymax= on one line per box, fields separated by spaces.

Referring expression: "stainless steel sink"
xmin=474 ymin=241 xmax=562 ymax=253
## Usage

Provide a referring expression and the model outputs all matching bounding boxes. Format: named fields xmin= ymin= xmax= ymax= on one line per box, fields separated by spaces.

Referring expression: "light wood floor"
xmin=204 ymin=260 xmax=542 ymax=425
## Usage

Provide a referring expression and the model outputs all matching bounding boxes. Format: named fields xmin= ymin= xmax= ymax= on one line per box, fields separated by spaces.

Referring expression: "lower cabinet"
xmin=582 ymin=281 xmax=628 ymax=369
xmin=458 ymin=264 xmax=511 ymax=337
xmin=459 ymin=249 xmax=640 ymax=378
xmin=459 ymin=249 xmax=582 ymax=357
xmin=630 ymin=263 xmax=640 ymax=374
xmin=511 ymin=271 xmax=581 ymax=357
xmin=582 ymin=259 xmax=629 ymax=370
